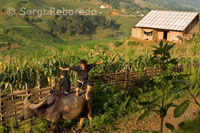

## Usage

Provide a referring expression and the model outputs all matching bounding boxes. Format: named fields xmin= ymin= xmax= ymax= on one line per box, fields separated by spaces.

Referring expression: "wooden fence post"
xmin=123 ymin=72 xmax=126 ymax=88
xmin=38 ymin=83 xmax=41 ymax=100
xmin=10 ymin=84 xmax=16 ymax=118
xmin=25 ymin=83 xmax=28 ymax=95
xmin=25 ymin=83 xmax=33 ymax=130
xmin=0 ymin=89 xmax=2 ymax=125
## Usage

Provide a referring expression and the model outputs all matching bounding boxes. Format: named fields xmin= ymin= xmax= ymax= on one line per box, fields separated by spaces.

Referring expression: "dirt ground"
xmin=114 ymin=97 xmax=200 ymax=133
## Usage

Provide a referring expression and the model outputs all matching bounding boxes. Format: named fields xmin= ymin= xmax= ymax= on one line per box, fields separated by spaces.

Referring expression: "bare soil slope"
xmin=115 ymin=97 xmax=200 ymax=133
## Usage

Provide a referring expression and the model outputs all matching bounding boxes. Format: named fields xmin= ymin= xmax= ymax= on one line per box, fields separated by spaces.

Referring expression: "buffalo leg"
xmin=76 ymin=117 xmax=85 ymax=131
xmin=79 ymin=117 xmax=85 ymax=129
xmin=87 ymin=114 xmax=93 ymax=128
xmin=87 ymin=103 xmax=93 ymax=127
xmin=87 ymin=98 xmax=93 ymax=128
xmin=51 ymin=122 xmax=57 ymax=133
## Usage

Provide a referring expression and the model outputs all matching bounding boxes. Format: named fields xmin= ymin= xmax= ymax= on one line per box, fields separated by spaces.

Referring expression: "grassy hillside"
xmin=0 ymin=0 xmax=144 ymax=55
xmin=0 ymin=0 xmax=199 ymax=58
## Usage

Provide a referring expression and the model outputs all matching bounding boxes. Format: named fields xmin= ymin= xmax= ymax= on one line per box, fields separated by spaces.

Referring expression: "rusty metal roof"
xmin=135 ymin=10 xmax=199 ymax=31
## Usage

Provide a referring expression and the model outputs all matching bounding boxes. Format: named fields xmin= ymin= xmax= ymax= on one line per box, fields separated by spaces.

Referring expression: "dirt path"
xmin=115 ymin=97 xmax=200 ymax=133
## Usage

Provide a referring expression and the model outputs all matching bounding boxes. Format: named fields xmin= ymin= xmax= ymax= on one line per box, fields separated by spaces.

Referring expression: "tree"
xmin=137 ymin=41 xmax=190 ymax=133
xmin=46 ymin=15 xmax=121 ymax=36
xmin=47 ymin=19 xmax=57 ymax=34
xmin=109 ymin=20 xmax=121 ymax=30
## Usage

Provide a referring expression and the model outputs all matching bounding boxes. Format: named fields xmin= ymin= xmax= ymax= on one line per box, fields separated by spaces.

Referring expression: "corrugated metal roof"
xmin=135 ymin=10 xmax=199 ymax=31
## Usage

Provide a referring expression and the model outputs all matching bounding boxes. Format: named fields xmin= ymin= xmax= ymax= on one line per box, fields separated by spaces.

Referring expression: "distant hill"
xmin=143 ymin=0 xmax=200 ymax=11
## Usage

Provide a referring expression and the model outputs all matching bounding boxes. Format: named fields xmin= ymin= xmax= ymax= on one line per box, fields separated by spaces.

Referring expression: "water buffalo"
xmin=17 ymin=90 xmax=93 ymax=132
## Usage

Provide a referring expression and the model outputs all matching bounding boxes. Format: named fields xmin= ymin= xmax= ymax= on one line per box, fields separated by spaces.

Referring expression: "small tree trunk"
xmin=160 ymin=117 xmax=164 ymax=133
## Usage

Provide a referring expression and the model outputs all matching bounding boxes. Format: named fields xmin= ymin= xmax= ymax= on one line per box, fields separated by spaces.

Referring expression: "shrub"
xmin=91 ymin=83 xmax=137 ymax=131
xmin=0 ymin=125 xmax=7 ymax=132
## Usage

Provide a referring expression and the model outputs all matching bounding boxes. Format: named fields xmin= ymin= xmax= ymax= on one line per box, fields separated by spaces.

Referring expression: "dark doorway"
xmin=163 ymin=31 xmax=168 ymax=40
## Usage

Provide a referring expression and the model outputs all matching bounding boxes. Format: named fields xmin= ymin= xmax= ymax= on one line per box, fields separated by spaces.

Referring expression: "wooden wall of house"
xmin=132 ymin=28 xmax=137 ymax=38
xmin=168 ymin=31 xmax=183 ymax=43
xmin=153 ymin=30 xmax=158 ymax=42
xmin=183 ymin=15 xmax=200 ymax=40
xmin=184 ymin=15 xmax=199 ymax=34
xmin=142 ymin=28 xmax=154 ymax=40
xmin=132 ymin=28 xmax=154 ymax=40
xmin=157 ymin=30 xmax=183 ymax=43
xmin=132 ymin=27 xmax=143 ymax=38
xmin=157 ymin=31 xmax=164 ymax=40
xmin=132 ymin=27 xmax=190 ymax=43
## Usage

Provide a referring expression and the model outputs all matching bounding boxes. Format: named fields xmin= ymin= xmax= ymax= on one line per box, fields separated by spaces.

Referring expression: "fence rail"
xmin=1 ymin=63 xmax=200 ymax=125
xmin=0 ymin=86 xmax=52 ymax=125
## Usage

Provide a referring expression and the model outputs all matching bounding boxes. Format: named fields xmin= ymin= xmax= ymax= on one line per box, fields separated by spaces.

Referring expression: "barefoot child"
xmin=59 ymin=59 xmax=104 ymax=100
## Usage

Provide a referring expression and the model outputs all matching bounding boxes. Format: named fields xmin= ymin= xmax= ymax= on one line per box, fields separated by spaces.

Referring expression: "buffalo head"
xmin=17 ymin=94 xmax=46 ymax=121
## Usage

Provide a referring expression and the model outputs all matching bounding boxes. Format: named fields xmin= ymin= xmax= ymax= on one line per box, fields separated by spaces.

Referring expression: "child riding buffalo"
xmin=59 ymin=59 xmax=104 ymax=100
xmin=50 ymin=71 xmax=71 ymax=95
xmin=59 ymin=71 xmax=71 ymax=94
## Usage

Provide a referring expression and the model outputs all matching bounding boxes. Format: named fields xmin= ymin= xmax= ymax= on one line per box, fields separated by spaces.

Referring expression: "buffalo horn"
xmin=24 ymin=94 xmax=32 ymax=105
xmin=29 ymin=99 xmax=47 ymax=109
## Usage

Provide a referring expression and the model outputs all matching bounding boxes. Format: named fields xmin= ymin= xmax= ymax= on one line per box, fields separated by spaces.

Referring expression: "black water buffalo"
xmin=17 ymin=90 xmax=92 ymax=132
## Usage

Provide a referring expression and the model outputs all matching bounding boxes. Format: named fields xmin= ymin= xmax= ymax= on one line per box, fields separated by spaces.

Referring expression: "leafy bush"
xmin=9 ymin=117 xmax=50 ymax=132
xmin=91 ymin=83 xmax=138 ymax=131
xmin=0 ymin=125 xmax=7 ymax=133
